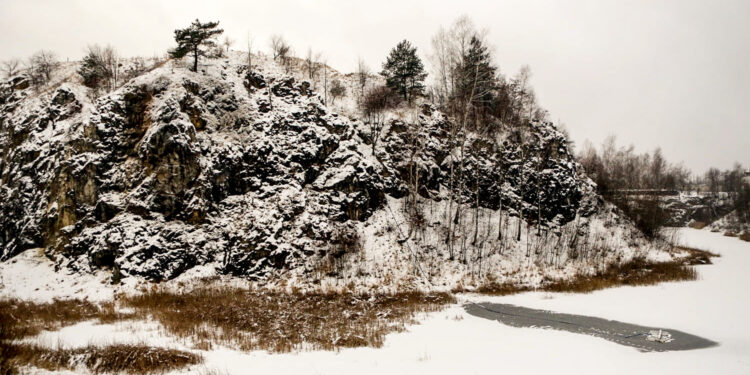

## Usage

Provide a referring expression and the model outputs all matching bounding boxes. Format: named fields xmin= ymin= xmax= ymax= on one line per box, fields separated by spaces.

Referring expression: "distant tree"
xmin=304 ymin=47 xmax=322 ymax=85
xmin=169 ymin=19 xmax=224 ymax=72
xmin=246 ymin=32 xmax=255 ymax=73
xmin=329 ymin=79 xmax=346 ymax=104
xmin=122 ymin=56 xmax=148 ymax=82
xmin=380 ymin=40 xmax=427 ymax=104
xmin=320 ymin=55 xmax=329 ymax=105
xmin=1 ymin=58 xmax=21 ymax=79
xmin=78 ymin=45 xmax=119 ymax=93
xmin=79 ymin=46 xmax=106 ymax=89
xmin=650 ymin=148 xmax=666 ymax=189
xmin=270 ymin=34 xmax=291 ymax=61
xmin=362 ymin=85 xmax=398 ymax=152
xmin=428 ymin=16 xmax=478 ymax=105
xmin=355 ymin=57 xmax=370 ymax=97
xmin=511 ymin=65 xmax=534 ymax=124
xmin=222 ymin=36 xmax=234 ymax=53
xmin=27 ymin=50 xmax=59 ymax=86
xmin=455 ymin=36 xmax=496 ymax=109
xmin=735 ymin=185 xmax=750 ymax=223
xmin=270 ymin=34 xmax=294 ymax=72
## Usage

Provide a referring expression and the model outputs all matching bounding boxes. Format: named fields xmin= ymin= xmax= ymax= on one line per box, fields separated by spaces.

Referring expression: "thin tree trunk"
xmin=473 ymin=171 xmax=480 ymax=245
xmin=193 ymin=47 xmax=198 ymax=72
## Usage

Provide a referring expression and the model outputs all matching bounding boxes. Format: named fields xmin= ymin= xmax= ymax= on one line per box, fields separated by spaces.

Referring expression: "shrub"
xmin=362 ymin=85 xmax=399 ymax=118
xmin=329 ymin=79 xmax=346 ymax=104
xmin=361 ymin=85 xmax=400 ymax=151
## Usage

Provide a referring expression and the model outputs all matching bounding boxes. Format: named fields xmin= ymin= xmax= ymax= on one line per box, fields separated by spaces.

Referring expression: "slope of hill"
xmin=0 ymin=53 xmax=667 ymax=293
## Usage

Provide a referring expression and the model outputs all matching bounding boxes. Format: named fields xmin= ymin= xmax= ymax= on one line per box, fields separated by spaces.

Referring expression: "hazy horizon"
xmin=1 ymin=0 xmax=748 ymax=174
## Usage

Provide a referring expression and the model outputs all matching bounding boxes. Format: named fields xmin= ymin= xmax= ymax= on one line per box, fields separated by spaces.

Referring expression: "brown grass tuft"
xmin=3 ymin=343 xmax=200 ymax=374
xmin=0 ymin=299 xmax=137 ymax=374
xmin=0 ymin=299 xmax=135 ymax=341
xmin=467 ymin=282 xmax=529 ymax=296
xmin=673 ymin=246 xmax=720 ymax=265
xmin=688 ymin=221 xmax=708 ymax=229
xmin=123 ymin=288 xmax=454 ymax=352
xmin=541 ymin=258 xmax=698 ymax=293
xmin=470 ymin=253 xmax=714 ymax=296
xmin=739 ymin=232 xmax=750 ymax=242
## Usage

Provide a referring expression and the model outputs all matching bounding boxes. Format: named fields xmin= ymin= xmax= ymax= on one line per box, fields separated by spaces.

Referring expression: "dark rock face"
xmin=0 ymin=67 xmax=387 ymax=281
xmin=661 ymin=194 xmax=734 ymax=226
xmin=0 ymin=64 xmax=599 ymax=281
xmin=376 ymin=110 xmax=598 ymax=227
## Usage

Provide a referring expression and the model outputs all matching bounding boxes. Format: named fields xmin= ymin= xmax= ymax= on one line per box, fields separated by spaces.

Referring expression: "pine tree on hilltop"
xmin=169 ymin=19 xmax=224 ymax=72
xmin=380 ymin=40 xmax=427 ymax=104
xmin=456 ymin=36 xmax=497 ymax=109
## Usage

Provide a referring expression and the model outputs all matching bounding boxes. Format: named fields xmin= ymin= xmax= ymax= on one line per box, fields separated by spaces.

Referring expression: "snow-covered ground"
xmin=197 ymin=228 xmax=749 ymax=374
xmin=8 ymin=228 xmax=748 ymax=374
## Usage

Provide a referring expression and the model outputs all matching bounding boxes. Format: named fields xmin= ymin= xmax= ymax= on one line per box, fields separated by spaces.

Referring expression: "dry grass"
xmin=724 ymin=231 xmax=738 ymax=237
xmin=688 ymin=221 xmax=708 ymax=229
xmin=0 ymin=289 xmax=453 ymax=373
xmin=470 ymin=248 xmax=718 ymax=296
xmin=0 ymin=242 xmax=721 ymax=373
xmin=2 ymin=343 xmax=201 ymax=374
xmin=739 ymin=232 xmax=750 ymax=242
xmin=0 ymin=299 xmax=132 ymax=340
xmin=673 ymin=246 xmax=720 ymax=265
xmin=541 ymin=258 xmax=698 ymax=293
xmin=468 ymin=281 xmax=529 ymax=296
xmin=123 ymin=287 xmax=454 ymax=352
xmin=0 ymin=299 xmax=192 ymax=374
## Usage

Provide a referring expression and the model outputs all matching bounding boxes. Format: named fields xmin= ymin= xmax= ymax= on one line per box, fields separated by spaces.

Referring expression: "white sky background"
xmin=1 ymin=0 xmax=748 ymax=173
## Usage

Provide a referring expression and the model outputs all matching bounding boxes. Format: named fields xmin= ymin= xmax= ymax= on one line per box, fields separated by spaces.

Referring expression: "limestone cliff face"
xmin=0 ymin=59 xmax=599 ymax=282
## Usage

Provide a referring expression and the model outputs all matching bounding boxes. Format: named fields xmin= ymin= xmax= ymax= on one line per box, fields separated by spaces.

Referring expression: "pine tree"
xmin=78 ymin=45 xmax=118 ymax=93
xmin=78 ymin=50 xmax=105 ymax=89
xmin=455 ymin=36 xmax=496 ymax=108
xmin=169 ymin=19 xmax=224 ymax=72
xmin=380 ymin=40 xmax=427 ymax=104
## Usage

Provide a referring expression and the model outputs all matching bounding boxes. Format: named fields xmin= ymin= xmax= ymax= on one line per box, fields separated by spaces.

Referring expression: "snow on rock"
xmin=0 ymin=53 xmax=662 ymax=289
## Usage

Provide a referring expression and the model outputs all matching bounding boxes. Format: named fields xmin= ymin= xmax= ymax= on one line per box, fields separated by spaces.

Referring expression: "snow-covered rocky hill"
xmin=0 ymin=53 xmax=666 ymax=291
xmin=660 ymin=193 xmax=734 ymax=227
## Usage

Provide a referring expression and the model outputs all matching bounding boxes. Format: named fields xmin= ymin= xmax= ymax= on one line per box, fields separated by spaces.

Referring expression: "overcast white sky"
xmin=1 ymin=0 xmax=748 ymax=173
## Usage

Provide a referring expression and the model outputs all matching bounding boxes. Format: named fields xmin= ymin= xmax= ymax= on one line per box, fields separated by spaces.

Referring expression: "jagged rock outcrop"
xmin=661 ymin=194 xmax=734 ymax=226
xmin=374 ymin=108 xmax=598 ymax=227
xmin=1 ymin=68 xmax=385 ymax=280
xmin=0 ymin=60 xmax=600 ymax=282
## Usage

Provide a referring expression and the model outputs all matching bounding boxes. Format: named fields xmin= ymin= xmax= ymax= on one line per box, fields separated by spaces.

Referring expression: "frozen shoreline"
xmin=6 ymin=228 xmax=750 ymax=374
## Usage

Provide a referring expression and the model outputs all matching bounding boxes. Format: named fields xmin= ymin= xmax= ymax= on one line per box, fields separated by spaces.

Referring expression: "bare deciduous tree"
xmin=2 ymin=58 xmax=21 ymax=79
xmin=321 ymin=55 xmax=329 ymax=105
xmin=355 ymin=57 xmax=370 ymax=97
xmin=270 ymin=34 xmax=291 ymax=61
xmin=223 ymin=36 xmax=234 ymax=53
xmin=362 ymin=85 xmax=397 ymax=152
xmin=246 ymin=33 xmax=255 ymax=74
xmin=27 ymin=50 xmax=59 ymax=86
xmin=305 ymin=48 xmax=322 ymax=86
